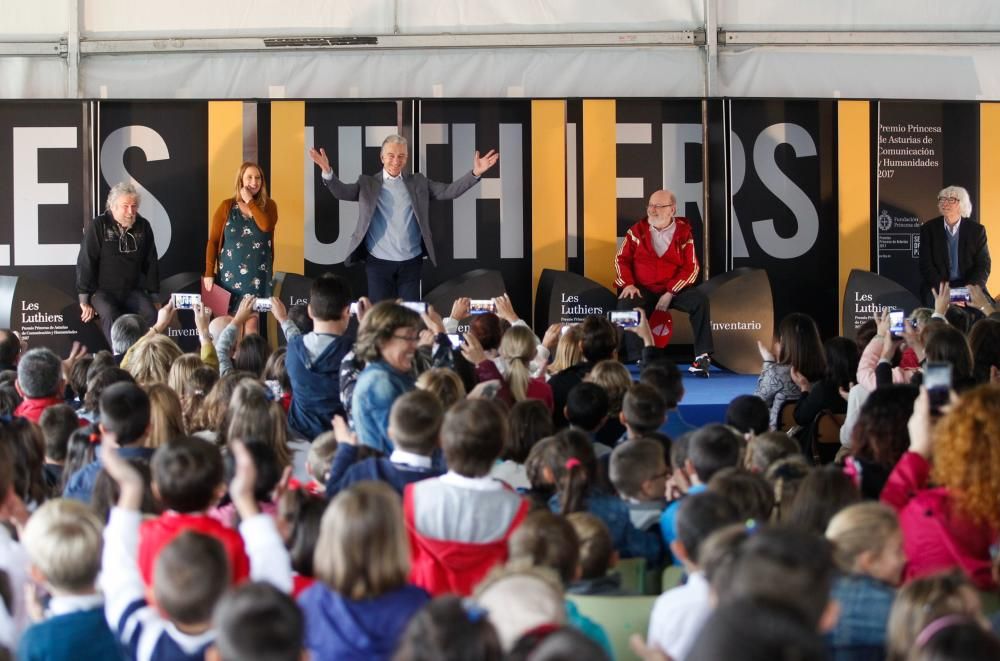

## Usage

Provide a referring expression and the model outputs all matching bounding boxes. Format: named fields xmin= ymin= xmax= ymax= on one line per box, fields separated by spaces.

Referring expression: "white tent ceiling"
xmin=4 ymin=0 xmax=1000 ymax=99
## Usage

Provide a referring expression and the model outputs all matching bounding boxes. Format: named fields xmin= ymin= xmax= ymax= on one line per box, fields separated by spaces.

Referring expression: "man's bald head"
xmin=646 ymin=190 xmax=677 ymax=226
xmin=648 ymin=190 xmax=675 ymax=206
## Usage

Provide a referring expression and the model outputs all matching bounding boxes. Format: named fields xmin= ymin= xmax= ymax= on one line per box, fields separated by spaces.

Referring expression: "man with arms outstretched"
xmin=309 ymin=135 xmax=498 ymax=301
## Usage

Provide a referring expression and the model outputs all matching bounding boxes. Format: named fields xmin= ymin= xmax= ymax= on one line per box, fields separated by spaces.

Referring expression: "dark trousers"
xmin=617 ymin=284 xmax=714 ymax=356
xmin=364 ymin=255 xmax=423 ymax=303
xmin=91 ymin=289 xmax=157 ymax=346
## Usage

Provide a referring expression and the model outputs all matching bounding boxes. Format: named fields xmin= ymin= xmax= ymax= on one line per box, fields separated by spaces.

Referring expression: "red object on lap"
xmin=648 ymin=309 xmax=673 ymax=348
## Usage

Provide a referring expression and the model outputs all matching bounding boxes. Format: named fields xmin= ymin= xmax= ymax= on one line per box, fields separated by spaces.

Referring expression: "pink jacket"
xmin=856 ymin=338 xmax=917 ymax=391
xmin=881 ymin=452 xmax=997 ymax=590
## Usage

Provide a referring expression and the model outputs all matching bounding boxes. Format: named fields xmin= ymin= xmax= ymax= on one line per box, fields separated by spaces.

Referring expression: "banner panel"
xmin=97 ymin=102 xmax=209 ymax=282
xmin=95 ymin=102 xmax=209 ymax=350
xmin=303 ymin=101 xmax=400 ymax=298
xmin=419 ymin=100 xmax=533 ymax=320
xmin=876 ymin=101 xmax=979 ymax=304
xmin=614 ymin=100 xmax=706 ymax=275
xmin=0 ymin=102 xmax=95 ymax=352
xmin=729 ymin=100 xmax=838 ymax=337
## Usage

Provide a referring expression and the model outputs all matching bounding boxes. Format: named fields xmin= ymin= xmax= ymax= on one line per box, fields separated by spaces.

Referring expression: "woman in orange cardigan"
xmin=204 ymin=162 xmax=278 ymax=330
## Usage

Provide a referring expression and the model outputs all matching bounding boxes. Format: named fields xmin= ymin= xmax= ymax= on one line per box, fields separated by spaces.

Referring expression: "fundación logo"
xmin=878 ymin=209 xmax=893 ymax=232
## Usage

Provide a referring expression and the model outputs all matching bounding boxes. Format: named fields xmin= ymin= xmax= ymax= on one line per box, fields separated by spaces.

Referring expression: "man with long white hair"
xmin=76 ymin=182 xmax=160 ymax=345
xmin=918 ymin=184 xmax=991 ymax=305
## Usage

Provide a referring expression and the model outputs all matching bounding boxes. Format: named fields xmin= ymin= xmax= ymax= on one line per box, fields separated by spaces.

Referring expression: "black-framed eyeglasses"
xmin=391 ymin=333 xmax=420 ymax=343
xmin=118 ymin=230 xmax=137 ymax=254
xmin=937 ymin=196 xmax=959 ymax=205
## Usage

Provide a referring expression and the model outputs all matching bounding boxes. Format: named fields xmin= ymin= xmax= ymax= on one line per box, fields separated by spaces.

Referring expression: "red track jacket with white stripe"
xmin=614 ymin=217 xmax=699 ymax=295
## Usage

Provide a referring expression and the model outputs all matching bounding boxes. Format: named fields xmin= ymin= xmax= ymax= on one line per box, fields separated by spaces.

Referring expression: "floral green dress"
xmin=216 ymin=203 xmax=273 ymax=312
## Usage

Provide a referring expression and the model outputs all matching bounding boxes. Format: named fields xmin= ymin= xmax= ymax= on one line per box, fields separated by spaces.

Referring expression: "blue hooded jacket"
xmin=286 ymin=332 xmax=353 ymax=440
xmin=298 ymin=583 xmax=429 ymax=661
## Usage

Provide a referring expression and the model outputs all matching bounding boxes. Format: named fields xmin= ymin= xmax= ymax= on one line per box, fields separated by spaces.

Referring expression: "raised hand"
xmin=308 ymin=147 xmax=332 ymax=173
xmin=100 ymin=434 xmax=144 ymax=510
xmin=931 ymin=281 xmax=950 ymax=316
xmin=472 ymin=149 xmax=499 ymax=176
xmin=450 ymin=297 xmax=470 ymax=321
xmin=626 ymin=307 xmax=654 ymax=347
xmin=493 ymin=293 xmax=518 ymax=323
xmin=228 ymin=440 xmax=259 ymax=519
xmin=232 ymin=294 xmax=256 ymax=327
xmin=461 ymin=331 xmax=488 ymax=365
xmin=193 ymin=302 xmax=212 ymax=338
xmin=153 ymin=299 xmax=176 ymax=334
xmin=420 ymin=305 xmax=446 ymax=334
xmin=269 ymin=296 xmax=288 ymax=324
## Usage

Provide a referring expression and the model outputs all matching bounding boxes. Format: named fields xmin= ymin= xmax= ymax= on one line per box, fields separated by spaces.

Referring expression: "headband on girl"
xmin=914 ymin=614 xmax=970 ymax=648
xmin=565 ymin=458 xmax=582 ymax=471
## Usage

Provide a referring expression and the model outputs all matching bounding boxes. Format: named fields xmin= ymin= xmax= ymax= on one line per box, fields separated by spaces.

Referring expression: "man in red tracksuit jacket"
xmin=615 ymin=189 xmax=714 ymax=376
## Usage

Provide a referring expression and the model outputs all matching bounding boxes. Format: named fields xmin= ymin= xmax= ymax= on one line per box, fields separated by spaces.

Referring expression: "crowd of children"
xmin=0 ymin=275 xmax=998 ymax=660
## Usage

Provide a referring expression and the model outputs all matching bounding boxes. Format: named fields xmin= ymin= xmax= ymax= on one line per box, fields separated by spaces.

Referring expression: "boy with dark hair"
xmin=63 ymin=381 xmax=154 ymax=502
xmin=138 ymin=436 xmax=250 ymax=586
xmin=549 ymin=315 xmax=617 ymax=429
xmin=707 ymin=467 xmax=775 ymax=523
xmin=659 ymin=423 xmax=741 ymax=550
xmin=640 ymin=360 xmax=696 ymax=438
xmin=326 ymin=390 xmax=445 ymax=497
xmin=609 ymin=438 xmax=669 ymax=532
xmin=38 ymin=404 xmax=78 ymax=491
xmin=564 ymin=382 xmax=612 ymax=456
xmin=685 ymin=597 xmax=827 ymax=661
xmin=620 ymin=383 xmax=667 ymax=439
xmin=100 ymin=439 xmax=292 ymax=661
xmin=725 ymin=394 xmax=770 ymax=439
xmin=647 ymin=491 xmax=740 ymax=660
xmin=405 ymin=399 xmax=529 ymax=596
xmin=272 ymin=272 xmax=355 ymax=439
xmin=207 ymin=582 xmax=304 ymax=661
xmin=710 ymin=526 xmax=839 ymax=633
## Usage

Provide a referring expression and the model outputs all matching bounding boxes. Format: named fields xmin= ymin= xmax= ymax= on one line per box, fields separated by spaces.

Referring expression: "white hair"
xmin=381 ymin=134 xmax=408 ymax=154
xmin=106 ymin=182 xmax=141 ymax=211
xmin=938 ymin=185 xmax=972 ymax=218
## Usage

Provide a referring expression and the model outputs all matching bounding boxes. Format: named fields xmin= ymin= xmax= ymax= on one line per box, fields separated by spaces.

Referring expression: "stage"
xmin=630 ymin=364 xmax=760 ymax=430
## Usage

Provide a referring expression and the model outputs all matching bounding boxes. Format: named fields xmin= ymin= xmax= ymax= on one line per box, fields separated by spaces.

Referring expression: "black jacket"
xmin=918 ymin=216 xmax=990 ymax=301
xmin=76 ymin=211 xmax=159 ymax=303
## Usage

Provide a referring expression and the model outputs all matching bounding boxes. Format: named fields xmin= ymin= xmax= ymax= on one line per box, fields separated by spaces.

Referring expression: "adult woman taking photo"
xmin=351 ymin=301 xmax=423 ymax=455
xmin=882 ymin=385 xmax=1000 ymax=589
xmin=204 ymin=161 xmax=278 ymax=333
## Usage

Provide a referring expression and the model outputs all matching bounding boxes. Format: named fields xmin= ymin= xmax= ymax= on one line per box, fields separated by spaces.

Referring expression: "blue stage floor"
xmin=629 ymin=365 xmax=759 ymax=428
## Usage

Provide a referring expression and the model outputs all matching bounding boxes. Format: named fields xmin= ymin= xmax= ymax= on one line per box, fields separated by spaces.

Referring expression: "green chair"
xmin=566 ymin=594 xmax=658 ymax=661
xmin=660 ymin=565 xmax=686 ymax=592
xmin=610 ymin=557 xmax=647 ymax=594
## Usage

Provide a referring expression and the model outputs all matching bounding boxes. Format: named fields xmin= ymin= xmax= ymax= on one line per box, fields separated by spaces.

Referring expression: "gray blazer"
xmin=323 ymin=170 xmax=481 ymax=266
